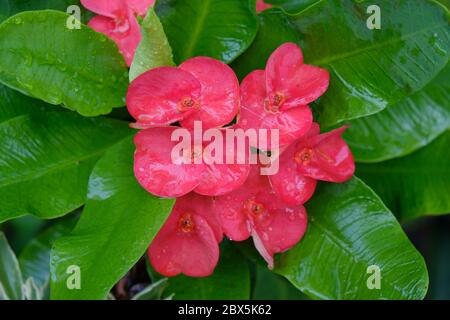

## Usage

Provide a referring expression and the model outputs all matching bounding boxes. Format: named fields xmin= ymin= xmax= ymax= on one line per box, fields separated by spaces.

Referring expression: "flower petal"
xmin=127 ymin=67 xmax=202 ymax=127
xmin=269 ymin=143 xmax=317 ymax=206
xmin=296 ymin=126 xmax=355 ymax=182
xmin=251 ymin=192 xmax=308 ymax=269
xmin=128 ymin=0 xmax=155 ymax=16
xmin=81 ymin=0 xmax=126 ymax=18
xmin=133 ymin=127 xmax=205 ymax=198
xmin=88 ymin=11 xmax=141 ymax=66
xmin=214 ymin=166 xmax=265 ymax=241
xmin=256 ymin=0 xmax=273 ymax=12
xmin=195 ymin=128 xmax=251 ymax=196
xmin=179 ymin=57 xmax=240 ymax=129
xmin=149 ymin=203 xmax=219 ymax=277
xmin=266 ymin=43 xmax=329 ymax=109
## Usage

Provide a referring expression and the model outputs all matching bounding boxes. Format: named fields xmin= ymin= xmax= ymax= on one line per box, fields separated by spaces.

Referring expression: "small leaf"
xmin=276 ymin=177 xmax=428 ymax=299
xmin=50 ymin=137 xmax=175 ymax=299
xmin=129 ymin=8 xmax=175 ymax=81
xmin=155 ymin=0 xmax=258 ymax=64
xmin=357 ymin=131 xmax=450 ymax=221
xmin=0 ymin=110 xmax=132 ymax=223
xmin=0 ymin=232 xmax=23 ymax=300
xmin=0 ymin=10 xmax=129 ymax=116
xmin=164 ymin=242 xmax=251 ymax=300
xmin=345 ymin=65 xmax=450 ymax=162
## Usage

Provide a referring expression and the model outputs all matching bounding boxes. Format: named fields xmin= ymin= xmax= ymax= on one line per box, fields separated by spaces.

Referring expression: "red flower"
xmin=134 ymin=126 xmax=250 ymax=198
xmin=214 ymin=166 xmax=308 ymax=269
xmin=149 ymin=193 xmax=223 ymax=277
xmin=81 ymin=0 xmax=155 ymax=66
xmin=238 ymin=43 xmax=329 ymax=149
xmin=270 ymin=123 xmax=355 ymax=205
xmin=256 ymin=0 xmax=273 ymax=12
xmin=127 ymin=57 xmax=240 ymax=129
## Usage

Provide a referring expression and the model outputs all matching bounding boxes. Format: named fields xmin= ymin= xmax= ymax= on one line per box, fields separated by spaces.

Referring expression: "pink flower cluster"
xmin=126 ymin=43 xmax=355 ymax=277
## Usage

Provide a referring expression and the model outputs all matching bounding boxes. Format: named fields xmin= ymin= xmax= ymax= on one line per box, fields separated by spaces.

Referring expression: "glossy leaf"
xmin=231 ymin=8 xmax=301 ymax=80
xmin=163 ymin=242 xmax=251 ymax=300
xmin=252 ymin=265 xmax=307 ymax=300
xmin=290 ymin=0 xmax=450 ymax=127
xmin=267 ymin=0 xmax=322 ymax=14
xmin=155 ymin=0 xmax=258 ymax=64
xmin=345 ymin=65 xmax=450 ymax=162
xmin=0 ymin=10 xmax=129 ymax=116
xmin=0 ymin=232 xmax=23 ymax=300
xmin=357 ymin=131 xmax=450 ymax=221
xmin=276 ymin=177 xmax=428 ymax=299
xmin=50 ymin=137 xmax=175 ymax=300
xmin=19 ymin=216 xmax=78 ymax=290
xmin=129 ymin=8 xmax=174 ymax=81
xmin=0 ymin=110 xmax=132 ymax=223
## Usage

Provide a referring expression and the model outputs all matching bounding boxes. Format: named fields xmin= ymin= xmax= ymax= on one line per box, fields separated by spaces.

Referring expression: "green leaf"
xmin=164 ymin=242 xmax=251 ymax=300
xmin=265 ymin=0 xmax=320 ymax=15
xmin=22 ymin=277 xmax=43 ymax=300
xmin=356 ymin=131 xmax=450 ymax=221
xmin=276 ymin=177 xmax=428 ymax=299
xmin=290 ymin=0 xmax=450 ymax=127
xmin=345 ymin=65 xmax=450 ymax=162
xmin=19 ymin=215 xmax=78 ymax=291
xmin=0 ymin=83 xmax=52 ymax=122
xmin=252 ymin=265 xmax=308 ymax=300
xmin=0 ymin=110 xmax=132 ymax=223
xmin=231 ymin=8 xmax=301 ymax=80
xmin=155 ymin=0 xmax=258 ymax=64
xmin=0 ymin=10 xmax=129 ymax=116
xmin=132 ymin=278 xmax=168 ymax=300
xmin=0 ymin=232 xmax=23 ymax=300
xmin=50 ymin=137 xmax=175 ymax=300
xmin=129 ymin=8 xmax=174 ymax=81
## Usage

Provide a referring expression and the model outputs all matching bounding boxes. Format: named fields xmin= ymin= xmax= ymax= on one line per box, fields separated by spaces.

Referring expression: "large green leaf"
xmin=231 ymin=8 xmax=301 ymax=80
xmin=0 ymin=110 xmax=132 ymax=223
xmin=0 ymin=232 xmax=23 ymax=300
xmin=290 ymin=0 xmax=450 ymax=127
xmin=19 ymin=216 xmax=78 ymax=291
xmin=345 ymin=65 xmax=450 ymax=162
xmin=0 ymin=83 xmax=51 ymax=122
xmin=276 ymin=177 xmax=428 ymax=299
xmin=50 ymin=137 xmax=175 ymax=299
xmin=155 ymin=0 xmax=258 ymax=64
xmin=163 ymin=242 xmax=251 ymax=300
xmin=129 ymin=8 xmax=175 ymax=81
xmin=0 ymin=10 xmax=128 ymax=116
xmin=357 ymin=131 xmax=450 ymax=221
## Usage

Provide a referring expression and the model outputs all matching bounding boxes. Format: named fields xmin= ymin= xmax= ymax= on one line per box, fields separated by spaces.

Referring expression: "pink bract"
xmin=214 ymin=166 xmax=308 ymax=269
xmin=238 ymin=43 xmax=329 ymax=149
xmin=127 ymin=57 xmax=240 ymax=129
xmin=149 ymin=193 xmax=223 ymax=277
xmin=133 ymin=126 xmax=250 ymax=198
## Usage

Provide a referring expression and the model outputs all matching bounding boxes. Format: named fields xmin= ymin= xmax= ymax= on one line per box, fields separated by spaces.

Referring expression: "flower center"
xmin=178 ymin=213 xmax=195 ymax=233
xmin=244 ymin=199 xmax=266 ymax=218
xmin=294 ymin=148 xmax=314 ymax=165
xmin=264 ymin=92 xmax=285 ymax=112
xmin=177 ymin=97 xmax=200 ymax=113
